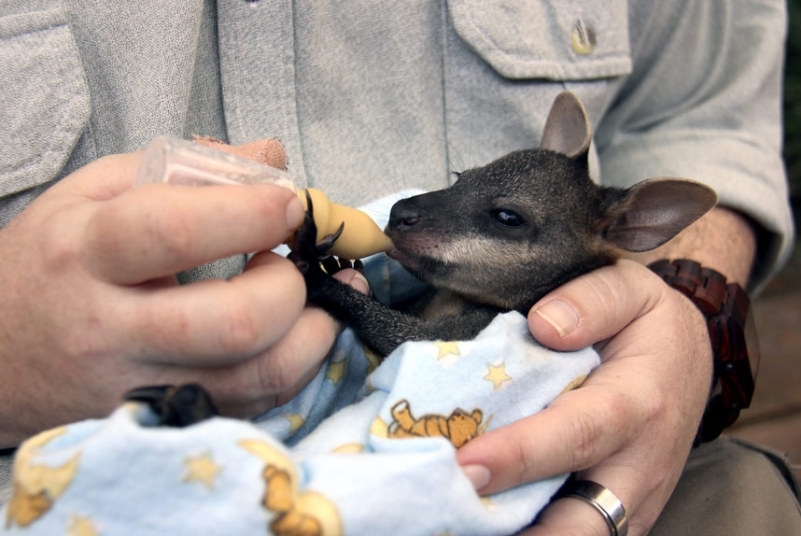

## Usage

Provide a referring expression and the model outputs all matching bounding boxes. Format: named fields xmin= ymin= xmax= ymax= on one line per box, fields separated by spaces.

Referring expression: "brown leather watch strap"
xmin=649 ymin=259 xmax=759 ymax=444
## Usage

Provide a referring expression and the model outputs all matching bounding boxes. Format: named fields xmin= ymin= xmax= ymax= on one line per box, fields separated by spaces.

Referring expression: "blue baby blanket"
xmin=1 ymin=313 xmax=598 ymax=535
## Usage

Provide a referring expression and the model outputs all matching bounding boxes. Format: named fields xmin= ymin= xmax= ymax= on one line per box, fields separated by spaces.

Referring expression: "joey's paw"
xmin=287 ymin=190 xmax=345 ymax=277
xmin=124 ymin=384 xmax=219 ymax=427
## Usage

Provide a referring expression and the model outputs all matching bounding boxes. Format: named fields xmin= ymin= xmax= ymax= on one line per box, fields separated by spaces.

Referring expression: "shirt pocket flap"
xmin=449 ymin=0 xmax=632 ymax=80
xmin=0 ymin=7 xmax=91 ymax=197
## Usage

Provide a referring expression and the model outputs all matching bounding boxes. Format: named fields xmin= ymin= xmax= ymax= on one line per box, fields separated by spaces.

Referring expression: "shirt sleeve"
xmin=594 ymin=0 xmax=792 ymax=290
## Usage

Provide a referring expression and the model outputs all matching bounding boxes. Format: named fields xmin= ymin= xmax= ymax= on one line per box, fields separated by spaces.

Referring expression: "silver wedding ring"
xmin=560 ymin=479 xmax=629 ymax=536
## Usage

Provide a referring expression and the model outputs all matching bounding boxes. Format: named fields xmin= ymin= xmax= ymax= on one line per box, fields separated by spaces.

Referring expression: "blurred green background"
xmin=779 ymin=0 xmax=801 ymax=291
xmin=786 ymin=1 xmax=801 ymax=201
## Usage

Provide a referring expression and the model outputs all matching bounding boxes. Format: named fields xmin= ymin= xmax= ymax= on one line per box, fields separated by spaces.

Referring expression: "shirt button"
xmin=571 ymin=20 xmax=596 ymax=55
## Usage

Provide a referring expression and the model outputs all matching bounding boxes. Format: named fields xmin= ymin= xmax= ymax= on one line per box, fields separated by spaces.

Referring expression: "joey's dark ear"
xmin=602 ymin=178 xmax=718 ymax=252
xmin=539 ymin=92 xmax=592 ymax=158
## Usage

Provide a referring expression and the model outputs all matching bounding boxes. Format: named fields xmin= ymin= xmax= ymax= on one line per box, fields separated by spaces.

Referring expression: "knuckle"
xmin=60 ymin=303 xmax=117 ymax=362
xmin=250 ymin=343 xmax=304 ymax=396
xmin=511 ymin=436 xmax=537 ymax=487
xmin=147 ymin=207 xmax=196 ymax=262
xmin=217 ymin=303 xmax=263 ymax=355
xmin=257 ymin=361 xmax=295 ymax=394
xmin=256 ymin=340 xmax=310 ymax=395
xmin=587 ymin=273 xmax=629 ymax=321
xmin=563 ymin=391 xmax=634 ymax=470
xmin=564 ymin=408 xmax=605 ymax=469
xmin=608 ymin=391 xmax=644 ymax=446
xmin=61 ymin=327 xmax=106 ymax=363
xmin=640 ymin=387 xmax=669 ymax=426
xmin=604 ymin=388 xmax=635 ymax=423
xmin=38 ymin=215 xmax=83 ymax=271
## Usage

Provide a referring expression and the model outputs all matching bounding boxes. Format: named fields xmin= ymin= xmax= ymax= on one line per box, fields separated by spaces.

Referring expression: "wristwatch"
xmin=648 ymin=259 xmax=759 ymax=444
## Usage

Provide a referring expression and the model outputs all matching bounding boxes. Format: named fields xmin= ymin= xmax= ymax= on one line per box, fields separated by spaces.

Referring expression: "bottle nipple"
xmin=300 ymin=188 xmax=393 ymax=259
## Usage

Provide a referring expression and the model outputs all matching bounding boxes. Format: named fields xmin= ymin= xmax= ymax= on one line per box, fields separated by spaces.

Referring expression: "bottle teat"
xmin=300 ymin=188 xmax=393 ymax=259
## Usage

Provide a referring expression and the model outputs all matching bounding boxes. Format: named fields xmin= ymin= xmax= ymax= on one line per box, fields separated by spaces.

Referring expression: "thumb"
xmin=527 ymin=260 xmax=663 ymax=351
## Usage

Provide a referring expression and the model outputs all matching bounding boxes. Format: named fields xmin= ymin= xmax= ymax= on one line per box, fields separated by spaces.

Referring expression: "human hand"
xmin=0 ymin=146 xmax=367 ymax=448
xmin=456 ymin=260 xmax=713 ymax=535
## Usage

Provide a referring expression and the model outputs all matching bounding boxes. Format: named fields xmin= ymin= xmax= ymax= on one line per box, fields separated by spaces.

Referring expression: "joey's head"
xmin=386 ymin=92 xmax=717 ymax=312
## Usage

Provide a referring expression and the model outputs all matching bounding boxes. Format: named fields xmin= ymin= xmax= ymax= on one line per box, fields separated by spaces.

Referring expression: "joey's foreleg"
xmin=306 ymin=277 xmax=499 ymax=356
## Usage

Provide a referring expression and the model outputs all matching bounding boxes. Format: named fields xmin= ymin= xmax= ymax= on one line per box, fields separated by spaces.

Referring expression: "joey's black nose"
xmin=388 ymin=205 xmax=421 ymax=231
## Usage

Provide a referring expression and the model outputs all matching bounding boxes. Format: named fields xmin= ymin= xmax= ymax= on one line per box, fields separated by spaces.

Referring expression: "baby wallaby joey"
xmin=289 ymin=92 xmax=717 ymax=356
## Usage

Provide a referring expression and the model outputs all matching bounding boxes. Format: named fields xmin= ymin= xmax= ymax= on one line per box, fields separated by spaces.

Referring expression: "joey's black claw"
xmin=332 ymin=221 xmax=345 ymax=242
xmin=316 ymin=222 xmax=345 ymax=253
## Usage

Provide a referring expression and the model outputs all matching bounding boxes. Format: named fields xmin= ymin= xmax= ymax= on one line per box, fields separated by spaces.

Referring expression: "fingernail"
xmin=285 ymin=196 xmax=305 ymax=229
xmin=461 ymin=464 xmax=491 ymax=491
xmin=533 ymin=299 xmax=579 ymax=337
xmin=350 ymin=272 xmax=370 ymax=295
xmin=336 ymin=270 xmax=370 ymax=295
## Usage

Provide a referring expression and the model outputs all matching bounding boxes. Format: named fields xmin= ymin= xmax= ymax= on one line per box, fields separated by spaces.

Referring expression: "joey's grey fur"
xmin=290 ymin=92 xmax=717 ymax=356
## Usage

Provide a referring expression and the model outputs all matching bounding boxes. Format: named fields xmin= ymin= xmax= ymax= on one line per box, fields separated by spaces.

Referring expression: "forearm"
xmin=625 ymin=206 xmax=757 ymax=286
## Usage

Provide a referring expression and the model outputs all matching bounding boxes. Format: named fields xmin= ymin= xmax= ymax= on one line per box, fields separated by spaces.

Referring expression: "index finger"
xmin=84 ymin=182 xmax=304 ymax=284
xmin=456 ymin=378 xmax=636 ymax=495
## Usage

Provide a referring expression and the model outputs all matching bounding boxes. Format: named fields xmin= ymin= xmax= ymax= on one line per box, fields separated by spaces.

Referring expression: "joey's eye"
xmin=491 ymin=209 xmax=525 ymax=227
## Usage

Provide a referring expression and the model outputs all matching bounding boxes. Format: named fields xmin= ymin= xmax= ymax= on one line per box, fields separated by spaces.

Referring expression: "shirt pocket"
xmin=448 ymin=0 xmax=632 ymax=80
xmin=0 ymin=6 xmax=91 ymax=197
